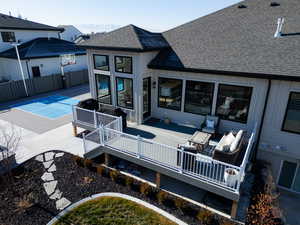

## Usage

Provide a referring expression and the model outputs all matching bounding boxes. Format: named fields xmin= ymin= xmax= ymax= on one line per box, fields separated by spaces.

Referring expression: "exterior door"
xmin=143 ymin=77 xmax=151 ymax=119
xmin=32 ymin=66 xmax=41 ymax=77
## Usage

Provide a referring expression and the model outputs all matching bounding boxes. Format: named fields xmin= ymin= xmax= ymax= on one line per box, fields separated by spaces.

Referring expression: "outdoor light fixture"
xmin=152 ymin=80 xmax=157 ymax=89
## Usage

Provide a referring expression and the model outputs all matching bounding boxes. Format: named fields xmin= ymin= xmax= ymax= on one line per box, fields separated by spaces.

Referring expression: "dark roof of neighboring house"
xmin=78 ymin=24 xmax=169 ymax=52
xmin=149 ymin=0 xmax=300 ymax=80
xmin=0 ymin=13 xmax=63 ymax=32
xmin=0 ymin=38 xmax=86 ymax=60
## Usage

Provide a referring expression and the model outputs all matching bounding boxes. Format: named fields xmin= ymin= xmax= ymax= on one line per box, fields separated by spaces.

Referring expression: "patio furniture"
xmin=188 ymin=131 xmax=212 ymax=152
xmin=213 ymin=130 xmax=245 ymax=165
xmin=201 ymin=115 xmax=220 ymax=136
xmin=77 ymin=99 xmax=127 ymax=130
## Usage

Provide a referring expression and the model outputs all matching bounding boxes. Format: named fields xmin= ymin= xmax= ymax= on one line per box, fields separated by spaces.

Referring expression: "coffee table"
xmin=188 ymin=131 xmax=212 ymax=152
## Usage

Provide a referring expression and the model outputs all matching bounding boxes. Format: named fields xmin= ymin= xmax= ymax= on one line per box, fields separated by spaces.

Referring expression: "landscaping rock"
xmin=43 ymin=180 xmax=57 ymax=196
xmin=48 ymin=164 xmax=56 ymax=172
xmin=43 ymin=160 xmax=53 ymax=169
xmin=50 ymin=189 xmax=63 ymax=200
xmin=55 ymin=153 xmax=64 ymax=158
xmin=56 ymin=197 xmax=71 ymax=210
xmin=35 ymin=155 xmax=44 ymax=162
xmin=44 ymin=152 xmax=55 ymax=161
xmin=41 ymin=172 xmax=54 ymax=182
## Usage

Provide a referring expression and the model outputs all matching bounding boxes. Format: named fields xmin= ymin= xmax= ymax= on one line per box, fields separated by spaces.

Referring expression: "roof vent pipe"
xmin=274 ymin=17 xmax=285 ymax=38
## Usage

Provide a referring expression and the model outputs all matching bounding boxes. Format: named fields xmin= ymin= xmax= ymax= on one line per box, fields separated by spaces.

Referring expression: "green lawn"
xmin=54 ymin=197 xmax=178 ymax=225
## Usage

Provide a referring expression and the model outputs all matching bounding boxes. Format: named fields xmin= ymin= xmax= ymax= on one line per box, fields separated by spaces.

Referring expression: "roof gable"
xmin=79 ymin=24 xmax=169 ymax=51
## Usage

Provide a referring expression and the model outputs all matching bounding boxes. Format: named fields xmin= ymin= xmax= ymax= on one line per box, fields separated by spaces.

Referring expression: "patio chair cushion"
xmin=206 ymin=119 xmax=215 ymax=129
xmin=178 ymin=142 xmax=197 ymax=151
xmin=215 ymin=132 xmax=235 ymax=151
xmin=230 ymin=130 xmax=243 ymax=152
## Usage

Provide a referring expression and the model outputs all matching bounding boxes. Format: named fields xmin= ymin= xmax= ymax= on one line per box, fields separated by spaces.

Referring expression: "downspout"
xmin=253 ymin=79 xmax=271 ymax=161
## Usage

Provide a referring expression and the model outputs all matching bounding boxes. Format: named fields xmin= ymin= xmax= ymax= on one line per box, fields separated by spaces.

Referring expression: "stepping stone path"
xmin=35 ymin=152 xmax=70 ymax=211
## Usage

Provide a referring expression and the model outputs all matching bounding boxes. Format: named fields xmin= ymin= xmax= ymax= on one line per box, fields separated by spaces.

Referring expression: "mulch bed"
xmin=0 ymin=151 xmax=204 ymax=225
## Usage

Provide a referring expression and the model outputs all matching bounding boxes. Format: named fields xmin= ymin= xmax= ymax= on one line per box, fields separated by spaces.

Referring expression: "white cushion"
xmin=215 ymin=132 xmax=235 ymax=151
xmin=229 ymin=130 xmax=243 ymax=152
xmin=206 ymin=119 xmax=215 ymax=129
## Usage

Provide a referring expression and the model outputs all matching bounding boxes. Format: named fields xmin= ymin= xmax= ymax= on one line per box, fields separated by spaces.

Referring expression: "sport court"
xmin=12 ymin=95 xmax=79 ymax=119
xmin=0 ymin=84 xmax=90 ymax=134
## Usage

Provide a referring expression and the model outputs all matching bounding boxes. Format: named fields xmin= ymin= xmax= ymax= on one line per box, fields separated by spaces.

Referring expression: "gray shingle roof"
xmin=78 ymin=24 xmax=169 ymax=51
xmin=149 ymin=0 xmax=300 ymax=79
xmin=0 ymin=13 xmax=63 ymax=32
xmin=0 ymin=38 xmax=85 ymax=59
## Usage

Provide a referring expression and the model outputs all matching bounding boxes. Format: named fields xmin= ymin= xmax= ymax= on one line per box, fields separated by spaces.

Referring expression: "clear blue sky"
xmin=0 ymin=0 xmax=241 ymax=32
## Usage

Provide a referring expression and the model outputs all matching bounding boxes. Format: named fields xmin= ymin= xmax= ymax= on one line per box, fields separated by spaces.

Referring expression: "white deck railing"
xmin=75 ymin=107 xmax=257 ymax=193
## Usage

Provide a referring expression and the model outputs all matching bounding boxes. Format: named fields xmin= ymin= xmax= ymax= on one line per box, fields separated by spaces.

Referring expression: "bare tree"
xmin=0 ymin=123 xmax=21 ymax=187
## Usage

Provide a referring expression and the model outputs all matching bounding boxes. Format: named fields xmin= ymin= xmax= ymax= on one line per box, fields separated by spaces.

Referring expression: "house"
xmin=0 ymin=13 xmax=63 ymax=52
xmin=72 ymin=0 xmax=300 ymax=218
xmin=58 ymin=25 xmax=82 ymax=42
xmin=0 ymin=37 xmax=87 ymax=80
xmin=0 ymin=13 xmax=87 ymax=81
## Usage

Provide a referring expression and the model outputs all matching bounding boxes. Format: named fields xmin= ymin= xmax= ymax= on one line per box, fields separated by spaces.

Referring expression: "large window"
xmin=116 ymin=77 xmax=133 ymax=109
xmin=115 ymin=56 xmax=132 ymax=74
xmin=95 ymin=74 xmax=112 ymax=104
xmin=282 ymin=92 xmax=300 ymax=134
xmin=278 ymin=161 xmax=300 ymax=192
xmin=1 ymin=32 xmax=16 ymax=42
xmin=94 ymin=55 xmax=109 ymax=71
xmin=216 ymin=84 xmax=252 ymax=123
xmin=184 ymin=80 xmax=214 ymax=115
xmin=158 ymin=78 xmax=183 ymax=111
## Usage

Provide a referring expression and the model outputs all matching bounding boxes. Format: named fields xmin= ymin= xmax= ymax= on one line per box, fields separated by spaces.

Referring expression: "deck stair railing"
xmin=76 ymin=107 xmax=257 ymax=193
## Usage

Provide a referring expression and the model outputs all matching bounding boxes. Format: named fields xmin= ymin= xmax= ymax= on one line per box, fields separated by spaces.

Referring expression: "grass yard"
xmin=54 ymin=196 xmax=178 ymax=225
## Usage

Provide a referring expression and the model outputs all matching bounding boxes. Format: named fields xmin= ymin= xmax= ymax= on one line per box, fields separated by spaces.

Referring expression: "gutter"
xmin=78 ymin=45 xmax=169 ymax=53
xmin=148 ymin=65 xmax=300 ymax=82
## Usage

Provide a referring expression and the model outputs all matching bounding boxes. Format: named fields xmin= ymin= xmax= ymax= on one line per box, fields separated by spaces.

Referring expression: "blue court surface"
xmin=12 ymin=95 xmax=80 ymax=119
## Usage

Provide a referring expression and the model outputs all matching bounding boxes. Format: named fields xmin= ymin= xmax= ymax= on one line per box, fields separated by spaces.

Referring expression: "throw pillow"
xmin=206 ymin=119 xmax=215 ymax=129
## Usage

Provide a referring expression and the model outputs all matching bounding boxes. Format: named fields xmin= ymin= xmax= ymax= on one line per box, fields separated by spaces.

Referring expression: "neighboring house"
xmin=0 ymin=13 xmax=63 ymax=52
xmin=0 ymin=37 xmax=87 ymax=80
xmin=77 ymin=0 xmax=300 ymax=197
xmin=58 ymin=25 xmax=82 ymax=42
xmin=74 ymin=34 xmax=91 ymax=44
xmin=0 ymin=13 xmax=87 ymax=81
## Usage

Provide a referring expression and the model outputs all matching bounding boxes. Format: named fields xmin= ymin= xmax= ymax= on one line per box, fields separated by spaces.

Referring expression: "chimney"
xmin=274 ymin=17 xmax=285 ymax=38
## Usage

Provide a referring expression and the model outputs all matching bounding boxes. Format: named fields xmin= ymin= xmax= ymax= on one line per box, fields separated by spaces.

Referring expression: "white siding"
xmin=0 ymin=55 xmax=87 ymax=80
xmin=0 ymin=29 xmax=60 ymax=52
xmin=258 ymin=80 xmax=300 ymax=179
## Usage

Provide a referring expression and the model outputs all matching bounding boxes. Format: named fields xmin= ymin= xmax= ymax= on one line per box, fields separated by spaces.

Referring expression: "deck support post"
xmin=231 ymin=200 xmax=238 ymax=219
xmin=156 ymin=172 xmax=161 ymax=188
xmin=104 ymin=153 xmax=110 ymax=167
xmin=73 ymin=124 xmax=78 ymax=137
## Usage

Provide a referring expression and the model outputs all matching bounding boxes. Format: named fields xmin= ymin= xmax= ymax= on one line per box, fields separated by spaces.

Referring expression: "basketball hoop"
xmin=61 ymin=54 xmax=76 ymax=66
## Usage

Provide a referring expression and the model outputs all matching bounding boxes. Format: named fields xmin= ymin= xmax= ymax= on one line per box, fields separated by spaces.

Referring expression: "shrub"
xmin=174 ymin=197 xmax=187 ymax=211
xmin=84 ymin=159 xmax=93 ymax=170
xmin=219 ymin=219 xmax=236 ymax=225
xmin=140 ymin=183 xmax=152 ymax=196
xmin=157 ymin=191 xmax=168 ymax=204
xmin=196 ymin=209 xmax=213 ymax=225
xmin=96 ymin=166 xmax=105 ymax=176
xmin=247 ymin=193 xmax=281 ymax=225
xmin=73 ymin=155 xmax=84 ymax=167
xmin=109 ymin=170 xmax=120 ymax=182
xmin=125 ymin=176 xmax=134 ymax=188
